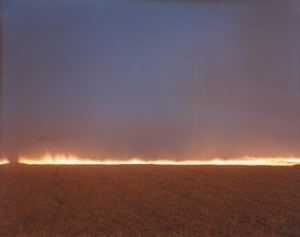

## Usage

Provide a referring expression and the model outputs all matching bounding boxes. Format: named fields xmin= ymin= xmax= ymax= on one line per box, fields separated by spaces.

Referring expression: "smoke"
xmin=2 ymin=0 xmax=300 ymax=160
xmin=0 ymin=1 xmax=4 ymax=158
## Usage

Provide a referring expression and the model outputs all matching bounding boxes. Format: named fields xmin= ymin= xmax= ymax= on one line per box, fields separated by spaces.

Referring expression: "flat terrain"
xmin=0 ymin=165 xmax=299 ymax=236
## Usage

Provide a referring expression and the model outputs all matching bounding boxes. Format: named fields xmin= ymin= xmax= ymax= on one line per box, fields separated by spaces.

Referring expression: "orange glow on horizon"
xmin=0 ymin=158 xmax=10 ymax=165
xmin=18 ymin=154 xmax=300 ymax=166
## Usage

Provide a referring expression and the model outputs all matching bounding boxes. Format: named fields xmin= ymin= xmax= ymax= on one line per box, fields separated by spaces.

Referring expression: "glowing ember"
xmin=0 ymin=158 xmax=10 ymax=165
xmin=18 ymin=154 xmax=300 ymax=166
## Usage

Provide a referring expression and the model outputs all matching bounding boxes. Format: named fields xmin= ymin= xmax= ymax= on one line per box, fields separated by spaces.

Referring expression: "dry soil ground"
xmin=0 ymin=165 xmax=299 ymax=236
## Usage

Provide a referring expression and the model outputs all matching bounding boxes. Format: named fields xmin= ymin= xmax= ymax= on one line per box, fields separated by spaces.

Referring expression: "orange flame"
xmin=18 ymin=154 xmax=300 ymax=166
xmin=0 ymin=158 xmax=10 ymax=165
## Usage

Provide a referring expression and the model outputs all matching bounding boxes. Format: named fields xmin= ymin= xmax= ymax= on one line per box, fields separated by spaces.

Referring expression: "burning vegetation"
xmin=17 ymin=154 xmax=300 ymax=166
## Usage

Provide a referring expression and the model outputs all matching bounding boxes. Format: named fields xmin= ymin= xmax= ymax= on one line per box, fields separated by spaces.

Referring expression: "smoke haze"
xmin=1 ymin=0 xmax=300 ymax=160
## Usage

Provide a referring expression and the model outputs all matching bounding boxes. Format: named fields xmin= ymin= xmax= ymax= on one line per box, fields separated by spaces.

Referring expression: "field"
xmin=0 ymin=165 xmax=300 ymax=236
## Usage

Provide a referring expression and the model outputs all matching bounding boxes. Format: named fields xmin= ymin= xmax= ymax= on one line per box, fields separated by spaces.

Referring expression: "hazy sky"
xmin=2 ymin=0 xmax=300 ymax=160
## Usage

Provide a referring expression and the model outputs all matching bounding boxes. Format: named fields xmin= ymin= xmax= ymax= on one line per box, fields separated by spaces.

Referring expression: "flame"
xmin=0 ymin=158 xmax=10 ymax=165
xmin=18 ymin=154 xmax=300 ymax=166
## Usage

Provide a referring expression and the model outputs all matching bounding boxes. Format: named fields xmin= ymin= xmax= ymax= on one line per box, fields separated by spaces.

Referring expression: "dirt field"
xmin=0 ymin=165 xmax=299 ymax=236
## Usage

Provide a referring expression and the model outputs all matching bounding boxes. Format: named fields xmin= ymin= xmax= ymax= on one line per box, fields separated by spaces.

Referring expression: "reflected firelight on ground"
xmin=17 ymin=154 xmax=300 ymax=166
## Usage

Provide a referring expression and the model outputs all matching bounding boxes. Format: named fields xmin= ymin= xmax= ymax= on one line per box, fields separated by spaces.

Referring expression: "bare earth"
xmin=0 ymin=165 xmax=299 ymax=236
